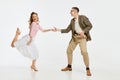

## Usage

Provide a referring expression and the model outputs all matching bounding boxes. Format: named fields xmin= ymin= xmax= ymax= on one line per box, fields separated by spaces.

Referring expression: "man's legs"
xmin=79 ymin=38 xmax=91 ymax=76
xmin=61 ymin=39 xmax=78 ymax=71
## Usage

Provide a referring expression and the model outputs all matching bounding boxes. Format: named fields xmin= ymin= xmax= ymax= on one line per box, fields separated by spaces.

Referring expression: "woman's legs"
xmin=31 ymin=59 xmax=38 ymax=71
xmin=11 ymin=28 xmax=21 ymax=47
xmin=11 ymin=28 xmax=38 ymax=71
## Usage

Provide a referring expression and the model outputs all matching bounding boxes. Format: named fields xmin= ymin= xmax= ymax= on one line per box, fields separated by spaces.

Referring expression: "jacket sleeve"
xmin=82 ymin=16 xmax=92 ymax=33
xmin=61 ymin=21 xmax=72 ymax=33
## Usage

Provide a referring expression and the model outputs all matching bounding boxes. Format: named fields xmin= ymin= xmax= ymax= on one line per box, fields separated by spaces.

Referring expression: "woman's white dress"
xmin=14 ymin=34 xmax=39 ymax=60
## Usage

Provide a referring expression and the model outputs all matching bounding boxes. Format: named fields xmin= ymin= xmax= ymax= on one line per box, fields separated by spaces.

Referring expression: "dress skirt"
xmin=14 ymin=34 xmax=39 ymax=60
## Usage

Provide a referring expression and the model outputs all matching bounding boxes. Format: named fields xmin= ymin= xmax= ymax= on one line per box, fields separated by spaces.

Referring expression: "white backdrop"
xmin=0 ymin=0 xmax=120 ymax=74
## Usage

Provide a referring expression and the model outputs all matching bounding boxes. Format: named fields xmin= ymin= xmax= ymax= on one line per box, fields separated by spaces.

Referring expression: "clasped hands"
xmin=49 ymin=27 xmax=61 ymax=32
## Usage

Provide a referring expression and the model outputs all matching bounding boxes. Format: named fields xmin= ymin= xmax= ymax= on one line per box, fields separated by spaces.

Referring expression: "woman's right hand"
xmin=27 ymin=41 xmax=31 ymax=45
xmin=27 ymin=37 xmax=32 ymax=45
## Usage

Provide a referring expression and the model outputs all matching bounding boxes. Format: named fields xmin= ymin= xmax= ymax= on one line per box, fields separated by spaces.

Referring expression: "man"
xmin=53 ymin=7 xmax=92 ymax=76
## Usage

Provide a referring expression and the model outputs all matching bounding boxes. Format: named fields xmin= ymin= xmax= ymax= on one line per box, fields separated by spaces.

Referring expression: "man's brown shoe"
xmin=61 ymin=67 xmax=72 ymax=71
xmin=86 ymin=69 xmax=92 ymax=76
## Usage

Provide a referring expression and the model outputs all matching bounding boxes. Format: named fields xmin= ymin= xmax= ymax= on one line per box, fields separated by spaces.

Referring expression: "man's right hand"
xmin=52 ymin=27 xmax=61 ymax=32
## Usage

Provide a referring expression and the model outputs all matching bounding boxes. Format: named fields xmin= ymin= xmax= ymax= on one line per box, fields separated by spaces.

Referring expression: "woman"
xmin=11 ymin=12 xmax=52 ymax=71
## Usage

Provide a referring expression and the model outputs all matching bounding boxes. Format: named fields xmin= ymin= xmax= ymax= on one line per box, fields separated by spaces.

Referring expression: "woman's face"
xmin=32 ymin=14 xmax=38 ymax=22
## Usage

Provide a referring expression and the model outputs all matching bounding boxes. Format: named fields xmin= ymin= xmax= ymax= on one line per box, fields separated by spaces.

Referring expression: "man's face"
xmin=70 ymin=9 xmax=78 ymax=17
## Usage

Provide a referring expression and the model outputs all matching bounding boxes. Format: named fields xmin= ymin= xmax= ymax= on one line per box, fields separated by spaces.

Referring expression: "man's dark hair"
xmin=72 ymin=7 xmax=79 ymax=12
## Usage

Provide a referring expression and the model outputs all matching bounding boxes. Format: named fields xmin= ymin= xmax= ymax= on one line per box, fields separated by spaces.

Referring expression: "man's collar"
xmin=73 ymin=15 xmax=79 ymax=20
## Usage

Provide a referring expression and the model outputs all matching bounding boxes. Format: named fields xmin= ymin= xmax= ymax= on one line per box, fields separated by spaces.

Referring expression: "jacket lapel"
xmin=71 ymin=19 xmax=75 ymax=32
xmin=71 ymin=15 xmax=83 ymax=33
xmin=78 ymin=16 xmax=83 ymax=29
